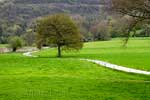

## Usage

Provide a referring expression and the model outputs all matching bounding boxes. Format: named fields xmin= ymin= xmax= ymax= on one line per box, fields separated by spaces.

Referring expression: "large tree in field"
xmin=36 ymin=14 xmax=83 ymax=57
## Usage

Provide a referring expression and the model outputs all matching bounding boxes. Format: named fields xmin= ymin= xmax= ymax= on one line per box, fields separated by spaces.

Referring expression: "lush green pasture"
xmin=0 ymin=38 xmax=150 ymax=100
xmin=36 ymin=38 xmax=150 ymax=71
xmin=0 ymin=53 xmax=150 ymax=100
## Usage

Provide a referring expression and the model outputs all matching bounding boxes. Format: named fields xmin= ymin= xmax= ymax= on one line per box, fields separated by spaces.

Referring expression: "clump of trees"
xmin=91 ymin=20 xmax=112 ymax=41
xmin=8 ymin=36 xmax=24 ymax=52
xmin=0 ymin=0 xmax=101 ymax=44
xmin=36 ymin=14 xmax=83 ymax=57
xmin=0 ymin=0 xmax=150 ymax=48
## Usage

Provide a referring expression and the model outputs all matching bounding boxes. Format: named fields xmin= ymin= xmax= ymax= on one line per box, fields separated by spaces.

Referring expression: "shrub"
xmin=8 ymin=36 xmax=24 ymax=52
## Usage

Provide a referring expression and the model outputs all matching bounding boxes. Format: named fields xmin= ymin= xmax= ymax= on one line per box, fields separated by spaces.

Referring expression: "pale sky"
xmin=0 ymin=0 xmax=5 ymax=2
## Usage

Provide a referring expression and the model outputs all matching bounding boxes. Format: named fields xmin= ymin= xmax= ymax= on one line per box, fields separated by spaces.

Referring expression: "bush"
xmin=8 ymin=36 xmax=24 ymax=52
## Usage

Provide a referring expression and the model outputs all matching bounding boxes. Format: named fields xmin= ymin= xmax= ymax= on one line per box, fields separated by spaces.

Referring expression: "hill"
xmin=0 ymin=0 xmax=103 ymax=22
xmin=0 ymin=0 xmax=104 ymax=43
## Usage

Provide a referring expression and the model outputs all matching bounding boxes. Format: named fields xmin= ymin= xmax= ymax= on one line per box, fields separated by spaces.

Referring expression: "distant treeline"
xmin=0 ymin=0 xmax=149 ymax=45
xmin=14 ymin=0 xmax=101 ymax=4
xmin=0 ymin=0 xmax=103 ymax=44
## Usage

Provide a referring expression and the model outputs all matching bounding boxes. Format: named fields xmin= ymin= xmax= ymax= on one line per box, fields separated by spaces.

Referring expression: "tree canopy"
xmin=36 ymin=14 xmax=83 ymax=57
xmin=111 ymin=0 xmax=150 ymax=19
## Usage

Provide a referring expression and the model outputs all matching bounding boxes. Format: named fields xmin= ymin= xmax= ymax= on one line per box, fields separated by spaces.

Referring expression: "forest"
xmin=0 ymin=0 xmax=149 ymax=45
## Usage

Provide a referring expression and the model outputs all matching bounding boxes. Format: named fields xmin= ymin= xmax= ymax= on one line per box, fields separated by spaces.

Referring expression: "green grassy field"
xmin=0 ymin=38 xmax=150 ymax=100
xmin=36 ymin=38 xmax=150 ymax=71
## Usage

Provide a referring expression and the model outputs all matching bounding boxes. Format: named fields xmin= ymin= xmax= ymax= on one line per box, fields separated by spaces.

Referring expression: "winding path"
xmin=23 ymin=51 xmax=38 ymax=57
xmin=23 ymin=51 xmax=150 ymax=75
xmin=81 ymin=59 xmax=150 ymax=75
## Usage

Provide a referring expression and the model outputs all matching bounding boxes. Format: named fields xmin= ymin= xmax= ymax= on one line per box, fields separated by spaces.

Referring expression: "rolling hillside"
xmin=0 ymin=0 xmax=103 ymax=22
xmin=0 ymin=0 xmax=105 ymax=43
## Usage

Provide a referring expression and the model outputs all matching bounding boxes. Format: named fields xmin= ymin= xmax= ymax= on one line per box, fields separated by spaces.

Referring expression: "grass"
xmin=0 ymin=38 xmax=150 ymax=100
xmin=0 ymin=44 xmax=8 ymax=48
xmin=35 ymin=38 xmax=150 ymax=71
xmin=0 ymin=53 xmax=150 ymax=100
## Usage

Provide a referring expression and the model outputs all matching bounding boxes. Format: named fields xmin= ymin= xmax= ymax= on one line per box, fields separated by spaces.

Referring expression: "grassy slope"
xmin=0 ymin=53 xmax=149 ymax=100
xmin=0 ymin=38 xmax=150 ymax=100
xmin=36 ymin=38 xmax=150 ymax=71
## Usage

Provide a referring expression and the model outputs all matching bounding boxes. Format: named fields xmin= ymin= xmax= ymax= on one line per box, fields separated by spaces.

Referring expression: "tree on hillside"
xmin=114 ymin=16 xmax=141 ymax=46
xmin=36 ymin=14 xmax=83 ymax=57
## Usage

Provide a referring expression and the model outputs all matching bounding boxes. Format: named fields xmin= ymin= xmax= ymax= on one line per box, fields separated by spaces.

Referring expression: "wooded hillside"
xmin=0 ymin=0 xmax=104 ymax=43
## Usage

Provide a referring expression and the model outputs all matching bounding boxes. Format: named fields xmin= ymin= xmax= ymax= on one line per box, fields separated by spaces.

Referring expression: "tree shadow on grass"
xmin=36 ymin=53 xmax=99 ymax=60
xmin=37 ymin=55 xmax=81 ymax=59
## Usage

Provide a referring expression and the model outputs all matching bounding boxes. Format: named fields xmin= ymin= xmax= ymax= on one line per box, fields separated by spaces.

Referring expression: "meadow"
xmin=0 ymin=38 xmax=150 ymax=100
xmin=36 ymin=38 xmax=150 ymax=71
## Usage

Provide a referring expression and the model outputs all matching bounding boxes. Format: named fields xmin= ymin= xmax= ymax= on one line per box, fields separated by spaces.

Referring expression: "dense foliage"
xmin=36 ymin=14 xmax=83 ymax=57
xmin=0 ymin=0 xmax=102 ymax=44
xmin=0 ymin=0 xmax=149 ymax=45
xmin=8 ymin=36 xmax=24 ymax=52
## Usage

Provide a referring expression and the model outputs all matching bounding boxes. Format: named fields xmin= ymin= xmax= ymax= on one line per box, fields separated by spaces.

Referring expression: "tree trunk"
xmin=57 ymin=45 xmax=61 ymax=57
xmin=13 ymin=47 xmax=17 ymax=52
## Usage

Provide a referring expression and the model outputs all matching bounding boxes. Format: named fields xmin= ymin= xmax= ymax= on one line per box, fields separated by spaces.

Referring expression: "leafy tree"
xmin=8 ymin=36 xmax=24 ymax=52
xmin=36 ymin=14 xmax=83 ymax=57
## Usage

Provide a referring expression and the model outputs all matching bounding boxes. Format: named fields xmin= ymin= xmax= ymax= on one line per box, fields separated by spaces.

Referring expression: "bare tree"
xmin=105 ymin=0 xmax=150 ymax=45
xmin=111 ymin=0 xmax=150 ymax=19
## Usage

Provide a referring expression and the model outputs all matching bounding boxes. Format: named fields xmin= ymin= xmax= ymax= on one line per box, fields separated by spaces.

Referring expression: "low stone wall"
xmin=0 ymin=47 xmax=38 ymax=53
xmin=0 ymin=48 xmax=11 ymax=53
xmin=82 ymin=59 xmax=150 ymax=75
xmin=16 ymin=47 xmax=38 ymax=52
